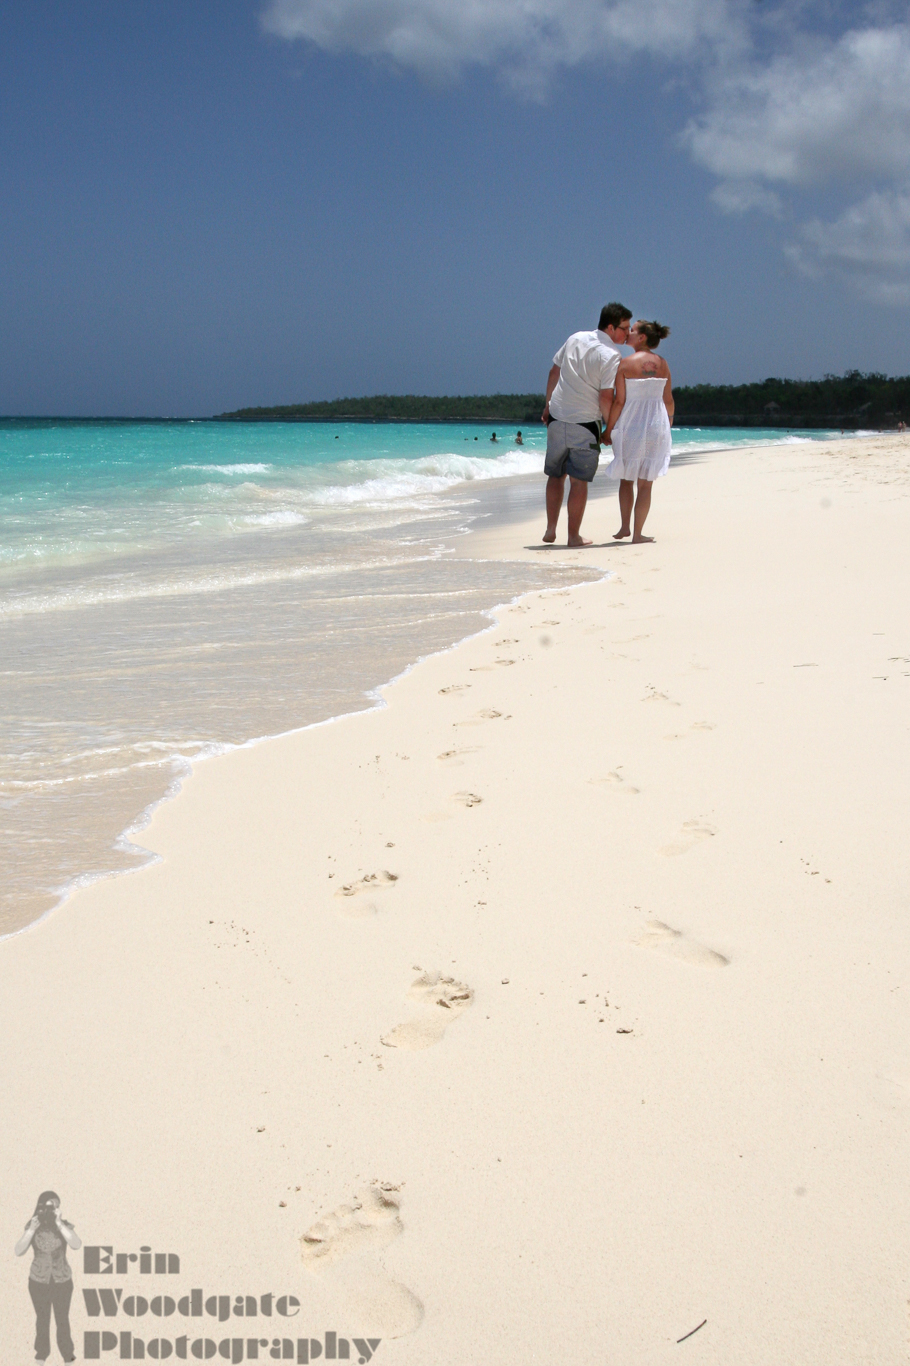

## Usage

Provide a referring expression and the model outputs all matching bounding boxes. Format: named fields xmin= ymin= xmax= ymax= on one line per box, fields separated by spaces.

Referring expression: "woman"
xmin=605 ymin=320 xmax=674 ymax=543
xmin=15 ymin=1191 xmax=80 ymax=1364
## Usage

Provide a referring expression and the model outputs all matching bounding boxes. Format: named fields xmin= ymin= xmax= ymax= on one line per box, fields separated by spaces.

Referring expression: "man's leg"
xmin=633 ymin=479 xmax=654 ymax=542
xmin=615 ymin=479 xmax=634 ymax=538
xmin=566 ymin=477 xmax=592 ymax=546
xmin=544 ymin=474 xmax=566 ymax=542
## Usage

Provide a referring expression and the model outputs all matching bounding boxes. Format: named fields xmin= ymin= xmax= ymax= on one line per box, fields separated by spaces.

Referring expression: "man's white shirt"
xmin=549 ymin=329 xmax=622 ymax=424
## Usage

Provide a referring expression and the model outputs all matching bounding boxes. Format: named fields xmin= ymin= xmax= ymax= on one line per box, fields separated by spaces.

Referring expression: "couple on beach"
xmin=541 ymin=302 xmax=674 ymax=546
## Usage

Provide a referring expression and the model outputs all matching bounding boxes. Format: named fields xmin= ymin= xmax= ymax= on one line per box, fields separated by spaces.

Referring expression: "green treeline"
xmin=214 ymin=393 xmax=545 ymax=422
xmin=213 ymin=372 xmax=909 ymax=426
xmin=674 ymin=371 xmax=909 ymax=425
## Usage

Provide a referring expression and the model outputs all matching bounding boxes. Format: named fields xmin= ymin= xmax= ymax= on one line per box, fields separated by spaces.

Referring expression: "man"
xmin=541 ymin=302 xmax=632 ymax=545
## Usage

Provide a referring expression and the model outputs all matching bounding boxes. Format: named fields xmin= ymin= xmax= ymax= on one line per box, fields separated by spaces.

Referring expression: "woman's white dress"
xmin=608 ymin=376 xmax=672 ymax=481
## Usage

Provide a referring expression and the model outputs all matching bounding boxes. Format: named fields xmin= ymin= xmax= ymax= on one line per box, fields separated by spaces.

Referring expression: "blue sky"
xmin=2 ymin=0 xmax=909 ymax=416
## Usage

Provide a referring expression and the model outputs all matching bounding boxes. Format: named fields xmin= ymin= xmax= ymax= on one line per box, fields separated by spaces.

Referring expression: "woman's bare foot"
xmin=567 ymin=534 xmax=593 ymax=547
xmin=542 ymin=528 xmax=556 ymax=543
xmin=631 ymin=534 xmax=655 ymax=543
xmin=613 ymin=527 xmax=631 ymax=539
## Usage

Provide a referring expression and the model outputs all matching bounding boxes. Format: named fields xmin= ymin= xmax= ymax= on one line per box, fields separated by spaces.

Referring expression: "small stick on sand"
xmin=676 ymin=1319 xmax=707 ymax=1344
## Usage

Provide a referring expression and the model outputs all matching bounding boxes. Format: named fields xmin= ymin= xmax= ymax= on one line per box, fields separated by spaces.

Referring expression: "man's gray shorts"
xmin=544 ymin=420 xmax=600 ymax=482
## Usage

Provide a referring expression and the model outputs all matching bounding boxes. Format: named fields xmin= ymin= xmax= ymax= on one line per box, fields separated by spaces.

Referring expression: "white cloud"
xmin=684 ymin=20 xmax=910 ymax=301
xmin=263 ymin=2 xmax=910 ymax=303
xmin=684 ymin=24 xmax=910 ymax=187
xmin=710 ymin=179 xmax=783 ymax=217
xmin=261 ymin=0 xmax=744 ymax=86
xmin=786 ymin=188 xmax=910 ymax=304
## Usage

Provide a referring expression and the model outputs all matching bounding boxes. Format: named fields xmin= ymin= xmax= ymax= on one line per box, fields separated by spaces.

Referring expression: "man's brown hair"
xmin=599 ymin=302 xmax=632 ymax=330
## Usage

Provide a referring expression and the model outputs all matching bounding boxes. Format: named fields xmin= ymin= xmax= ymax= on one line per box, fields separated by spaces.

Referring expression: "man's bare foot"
xmin=631 ymin=534 xmax=655 ymax=543
xmin=613 ymin=527 xmax=631 ymax=539
xmin=567 ymin=535 xmax=593 ymax=547
xmin=542 ymin=529 xmax=556 ymax=543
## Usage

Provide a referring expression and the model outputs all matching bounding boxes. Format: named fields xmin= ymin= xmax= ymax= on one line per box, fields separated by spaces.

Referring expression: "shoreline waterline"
xmin=0 ymin=562 xmax=613 ymax=944
xmin=0 ymin=422 xmax=879 ymax=938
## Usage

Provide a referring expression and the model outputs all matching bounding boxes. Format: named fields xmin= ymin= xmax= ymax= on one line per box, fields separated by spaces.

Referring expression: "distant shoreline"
xmin=0 ymin=414 xmax=896 ymax=429
xmin=4 ymin=367 xmax=907 ymax=430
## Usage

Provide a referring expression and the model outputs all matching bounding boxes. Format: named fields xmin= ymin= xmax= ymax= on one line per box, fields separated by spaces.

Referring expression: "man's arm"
xmin=605 ymin=371 xmax=626 ymax=443
xmin=541 ymin=364 xmax=560 ymax=422
xmin=601 ymin=354 xmax=623 ymax=443
xmin=598 ymin=386 xmax=615 ymax=441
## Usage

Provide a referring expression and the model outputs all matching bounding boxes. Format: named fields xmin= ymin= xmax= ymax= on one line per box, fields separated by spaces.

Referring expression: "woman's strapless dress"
xmin=607 ymin=376 xmax=672 ymax=481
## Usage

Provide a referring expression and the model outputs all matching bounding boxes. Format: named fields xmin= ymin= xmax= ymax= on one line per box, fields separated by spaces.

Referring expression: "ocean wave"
xmin=308 ymin=449 xmax=543 ymax=505
xmin=0 ymin=553 xmax=426 ymax=618
xmin=668 ymin=430 xmax=852 ymax=457
xmin=179 ymin=462 xmax=273 ymax=474
xmin=244 ymin=510 xmax=309 ymax=526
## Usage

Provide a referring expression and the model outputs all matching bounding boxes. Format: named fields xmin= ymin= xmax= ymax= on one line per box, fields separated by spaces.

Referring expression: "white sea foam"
xmin=308 ymin=449 xmax=543 ymax=505
xmin=180 ymin=462 xmax=273 ymax=474
xmin=0 ymin=553 xmax=430 ymax=618
xmin=244 ymin=510 xmax=309 ymax=526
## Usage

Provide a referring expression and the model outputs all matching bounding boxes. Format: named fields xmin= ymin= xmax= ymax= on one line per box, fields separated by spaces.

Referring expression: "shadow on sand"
xmin=523 ymin=540 xmax=649 ymax=551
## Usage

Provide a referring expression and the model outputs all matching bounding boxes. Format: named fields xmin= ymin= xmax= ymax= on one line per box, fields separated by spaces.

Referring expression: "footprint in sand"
xmin=588 ymin=770 xmax=640 ymax=795
xmin=381 ymin=971 xmax=474 ymax=1050
xmin=642 ymin=686 xmax=680 ymax=705
xmin=691 ymin=721 xmax=716 ymax=732
xmin=437 ymin=746 xmax=478 ymax=765
xmin=454 ymin=791 xmax=483 ymax=808
xmin=659 ymin=821 xmax=715 ymax=856
xmin=439 ymin=684 xmax=470 ymax=694
xmin=455 ymin=709 xmax=502 ymax=727
xmin=335 ymin=870 xmax=398 ymax=917
xmin=634 ymin=920 xmax=728 ymax=967
xmin=300 ymin=1184 xmax=423 ymax=1339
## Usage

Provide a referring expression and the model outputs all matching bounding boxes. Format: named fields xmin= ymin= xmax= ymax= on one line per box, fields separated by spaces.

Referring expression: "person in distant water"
xmin=899 ymin=420 xmax=906 ymax=433
xmin=541 ymin=302 xmax=632 ymax=546
xmin=515 ymin=431 xmax=524 ymax=445
xmin=15 ymin=1191 xmax=81 ymax=1363
xmin=490 ymin=432 xmax=498 ymax=442
xmin=606 ymin=320 xmax=674 ymax=543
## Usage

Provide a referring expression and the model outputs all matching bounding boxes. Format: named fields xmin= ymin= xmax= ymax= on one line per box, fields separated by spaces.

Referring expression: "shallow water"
xmin=0 ymin=419 xmax=851 ymax=934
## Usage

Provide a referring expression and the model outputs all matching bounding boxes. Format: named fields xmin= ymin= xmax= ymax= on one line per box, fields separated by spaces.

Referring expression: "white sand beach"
xmin=3 ymin=433 xmax=909 ymax=1364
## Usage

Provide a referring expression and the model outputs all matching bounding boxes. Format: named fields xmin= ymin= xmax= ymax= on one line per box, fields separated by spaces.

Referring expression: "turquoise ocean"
xmin=0 ymin=418 xmax=851 ymax=933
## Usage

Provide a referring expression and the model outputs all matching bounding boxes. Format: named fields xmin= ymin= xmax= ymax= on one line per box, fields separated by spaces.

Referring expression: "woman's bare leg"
xmin=632 ymin=479 xmax=654 ymax=542
xmin=615 ymin=480 xmax=634 ymax=538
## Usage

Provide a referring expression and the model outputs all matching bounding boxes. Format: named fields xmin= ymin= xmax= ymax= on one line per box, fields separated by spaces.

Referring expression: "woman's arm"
xmin=15 ymin=1218 xmax=38 ymax=1256
xmin=56 ymin=1216 xmax=81 ymax=1250
xmin=606 ymin=370 xmax=627 ymax=443
xmin=663 ymin=370 xmax=674 ymax=424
